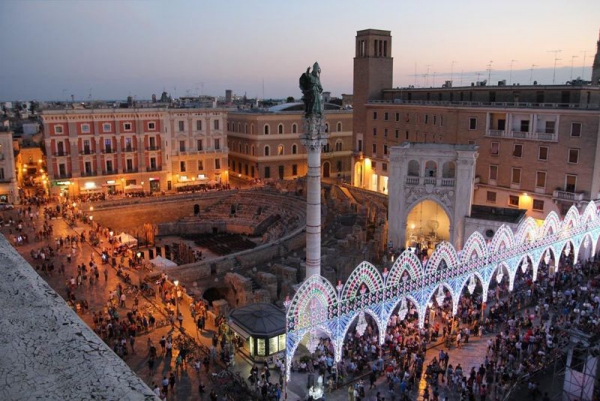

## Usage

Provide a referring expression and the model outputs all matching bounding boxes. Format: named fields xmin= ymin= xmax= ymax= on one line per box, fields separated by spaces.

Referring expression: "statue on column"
xmin=299 ymin=62 xmax=323 ymax=118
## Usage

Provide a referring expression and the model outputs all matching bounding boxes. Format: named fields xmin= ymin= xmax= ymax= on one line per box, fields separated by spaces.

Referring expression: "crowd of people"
xmin=286 ymin=253 xmax=600 ymax=401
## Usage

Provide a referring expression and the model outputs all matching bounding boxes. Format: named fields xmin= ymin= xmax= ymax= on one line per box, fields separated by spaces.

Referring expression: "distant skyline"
xmin=1 ymin=0 xmax=599 ymax=101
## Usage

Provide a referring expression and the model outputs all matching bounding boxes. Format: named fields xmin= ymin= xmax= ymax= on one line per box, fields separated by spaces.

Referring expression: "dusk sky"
xmin=1 ymin=0 xmax=599 ymax=101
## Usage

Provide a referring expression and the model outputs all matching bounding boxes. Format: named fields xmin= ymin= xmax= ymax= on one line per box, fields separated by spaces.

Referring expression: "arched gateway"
xmin=285 ymin=200 xmax=600 ymax=381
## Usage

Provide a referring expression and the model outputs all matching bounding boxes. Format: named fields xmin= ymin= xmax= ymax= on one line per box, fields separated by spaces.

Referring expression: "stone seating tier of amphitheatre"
xmin=172 ymin=190 xmax=306 ymax=239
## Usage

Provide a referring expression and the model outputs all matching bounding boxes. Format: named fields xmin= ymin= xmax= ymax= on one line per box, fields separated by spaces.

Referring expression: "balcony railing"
xmin=146 ymin=146 xmax=161 ymax=151
xmin=82 ymin=149 xmax=93 ymax=155
xmin=53 ymin=173 xmax=72 ymax=179
xmin=102 ymin=169 xmax=117 ymax=176
xmin=146 ymin=166 xmax=162 ymax=172
xmin=123 ymin=147 xmax=136 ymax=153
xmin=553 ymin=190 xmax=585 ymax=202
xmin=102 ymin=148 xmax=114 ymax=154
xmin=80 ymin=171 xmax=97 ymax=177
xmin=123 ymin=168 xmax=139 ymax=174
xmin=53 ymin=151 xmax=69 ymax=157
xmin=405 ymin=176 xmax=456 ymax=187
xmin=485 ymin=129 xmax=558 ymax=142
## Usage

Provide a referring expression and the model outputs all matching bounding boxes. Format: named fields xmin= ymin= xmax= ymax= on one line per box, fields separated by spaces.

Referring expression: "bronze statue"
xmin=299 ymin=62 xmax=323 ymax=118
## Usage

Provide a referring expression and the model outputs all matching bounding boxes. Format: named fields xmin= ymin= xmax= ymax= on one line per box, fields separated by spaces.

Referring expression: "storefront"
xmin=228 ymin=303 xmax=286 ymax=362
xmin=51 ymin=180 xmax=73 ymax=198
xmin=149 ymin=177 xmax=160 ymax=193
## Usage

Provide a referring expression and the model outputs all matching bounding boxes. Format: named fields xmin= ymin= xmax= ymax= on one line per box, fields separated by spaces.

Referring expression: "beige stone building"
xmin=40 ymin=108 xmax=228 ymax=197
xmin=227 ymin=103 xmax=353 ymax=182
xmin=0 ymin=128 xmax=19 ymax=204
xmin=352 ymin=29 xmax=600 ymax=224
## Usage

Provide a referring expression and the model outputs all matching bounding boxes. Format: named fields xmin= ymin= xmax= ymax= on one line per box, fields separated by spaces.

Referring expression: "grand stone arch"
xmin=388 ymin=143 xmax=478 ymax=251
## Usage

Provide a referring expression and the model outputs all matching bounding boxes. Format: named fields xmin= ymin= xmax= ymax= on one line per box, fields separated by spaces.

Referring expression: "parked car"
xmin=0 ymin=202 xmax=14 ymax=210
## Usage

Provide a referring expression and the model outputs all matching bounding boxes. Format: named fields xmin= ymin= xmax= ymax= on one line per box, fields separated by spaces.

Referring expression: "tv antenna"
xmin=509 ymin=60 xmax=518 ymax=85
xmin=530 ymin=64 xmax=538 ymax=85
xmin=486 ymin=60 xmax=493 ymax=83
xmin=570 ymin=55 xmax=579 ymax=80
xmin=548 ymin=50 xmax=562 ymax=84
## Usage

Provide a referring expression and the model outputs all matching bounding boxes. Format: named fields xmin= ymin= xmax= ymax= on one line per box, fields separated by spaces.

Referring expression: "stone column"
xmin=301 ymin=116 xmax=329 ymax=278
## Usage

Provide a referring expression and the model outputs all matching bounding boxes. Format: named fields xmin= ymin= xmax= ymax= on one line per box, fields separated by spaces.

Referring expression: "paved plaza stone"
xmin=0 ymin=199 xmax=567 ymax=400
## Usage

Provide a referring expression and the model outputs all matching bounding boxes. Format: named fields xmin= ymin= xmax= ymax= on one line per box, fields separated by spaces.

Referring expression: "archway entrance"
xmin=323 ymin=162 xmax=330 ymax=178
xmin=353 ymin=162 xmax=363 ymax=187
xmin=405 ymin=200 xmax=450 ymax=255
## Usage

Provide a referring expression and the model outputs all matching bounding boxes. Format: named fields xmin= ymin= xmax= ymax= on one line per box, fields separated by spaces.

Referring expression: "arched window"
xmin=335 ymin=140 xmax=343 ymax=152
xmin=238 ymin=143 xmax=242 ymax=152
xmin=277 ymin=144 xmax=284 ymax=155
xmin=251 ymin=145 xmax=255 ymax=156
xmin=251 ymin=124 xmax=254 ymax=135
xmin=264 ymin=146 xmax=270 ymax=156
xmin=337 ymin=122 xmax=342 ymax=132
xmin=244 ymin=123 xmax=248 ymax=134
xmin=264 ymin=124 xmax=270 ymax=135
xmin=292 ymin=144 xmax=298 ymax=154
xmin=237 ymin=123 xmax=241 ymax=132
xmin=408 ymin=160 xmax=420 ymax=176
xmin=245 ymin=144 xmax=249 ymax=154
xmin=292 ymin=123 xmax=298 ymax=134
xmin=425 ymin=160 xmax=438 ymax=177
xmin=325 ymin=123 xmax=329 ymax=133
xmin=323 ymin=143 xmax=330 ymax=152
xmin=442 ymin=161 xmax=456 ymax=178
xmin=278 ymin=124 xmax=284 ymax=134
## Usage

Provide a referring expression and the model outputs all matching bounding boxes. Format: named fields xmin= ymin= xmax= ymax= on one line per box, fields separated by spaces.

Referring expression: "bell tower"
xmin=353 ymin=29 xmax=393 ymax=171
xmin=591 ymin=29 xmax=600 ymax=85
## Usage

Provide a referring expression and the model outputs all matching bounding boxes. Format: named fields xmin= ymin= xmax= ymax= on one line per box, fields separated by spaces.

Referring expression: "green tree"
xmin=286 ymin=96 xmax=295 ymax=103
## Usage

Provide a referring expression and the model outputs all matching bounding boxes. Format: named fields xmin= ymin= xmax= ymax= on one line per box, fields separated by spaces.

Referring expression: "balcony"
xmin=80 ymin=171 xmax=97 ymax=177
xmin=102 ymin=169 xmax=117 ymax=176
xmin=102 ymin=148 xmax=114 ymax=154
xmin=553 ymin=190 xmax=585 ymax=202
xmin=405 ymin=176 xmax=455 ymax=187
xmin=487 ymin=129 xmax=504 ymax=137
xmin=53 ymin=173 xmax=72 ymax=179
xmin=53 ymin=151 xmax=69 ymax=157
xmin=82 ymin=149 xmax=93 ymax=155
xmin=123 ymin=147 xmax=137 ymax=153
xmin=485 ymin=129 xmax=558 ymax=142
xmin=146 ymin=166 xmax=162 ymax=172
xmin=146 ymin=146 xmax=161 ymax=151
xmin=123 ymin=168 xmax=139 ymax=174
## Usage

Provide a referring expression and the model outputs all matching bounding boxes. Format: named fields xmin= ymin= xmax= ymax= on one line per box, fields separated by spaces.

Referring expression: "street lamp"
xmin=89 ymin=206 xmax=94 ymax=212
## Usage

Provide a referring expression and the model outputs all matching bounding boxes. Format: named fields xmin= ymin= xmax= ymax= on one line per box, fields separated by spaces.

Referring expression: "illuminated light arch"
xmin=461 ymin=231 xmax=488 ymax=264
xmin=387 ymin=250 xmax=423 ymax=285
xmin=582 ymin=201 xmax=598 ymax=225
xmin=540 ymin=211 xmax=561 ymax=238
xmin=515 ymin=216 xmax=539 ymax=245
xmin=286 ymin=275 xmax=338 ymax=332
xmin=284 ymin=201 xmax=600 ymax=384
xmin=455 ymin=270 xmax=486 ymax=303
xmin=342 ymin=261 xmax=384 ymax=299
xmin=426 ymin=241 xmax=459 ymax=275
xmin=337 ymin=307 xmax=386 ymax=352
xmin=563 ymin=206 xmax=581 ymax=231
xmin=489 ymin=225 xmax=515 ymax=255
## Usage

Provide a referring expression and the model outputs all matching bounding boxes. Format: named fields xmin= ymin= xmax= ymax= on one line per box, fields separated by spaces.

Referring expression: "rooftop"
xmin=469 ymin=205 xmax=527 ymax=224
xmin=228 ymin=303 xmax=285 ymax=338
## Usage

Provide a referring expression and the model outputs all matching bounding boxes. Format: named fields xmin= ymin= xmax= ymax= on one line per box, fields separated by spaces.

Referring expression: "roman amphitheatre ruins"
xmin=89 ymin=182 xmax=389 ymax=314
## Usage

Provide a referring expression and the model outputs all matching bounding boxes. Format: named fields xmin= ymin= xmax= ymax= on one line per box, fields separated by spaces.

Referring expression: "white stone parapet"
xmin=0 ymin=235 xmax=157 ymax=400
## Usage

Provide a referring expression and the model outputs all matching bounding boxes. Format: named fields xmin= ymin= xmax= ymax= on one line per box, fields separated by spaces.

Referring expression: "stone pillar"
xmin=302 ymin=116 xmax=329 ymax=278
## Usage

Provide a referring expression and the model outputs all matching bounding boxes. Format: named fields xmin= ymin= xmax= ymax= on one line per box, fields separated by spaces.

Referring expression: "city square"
xmin=1 ymin=3 xmax=600 ymax=401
